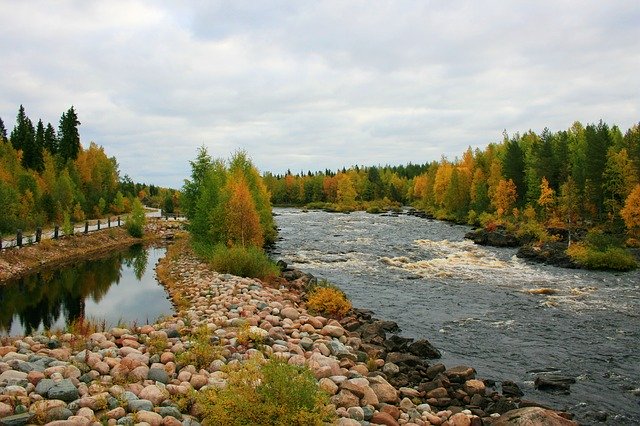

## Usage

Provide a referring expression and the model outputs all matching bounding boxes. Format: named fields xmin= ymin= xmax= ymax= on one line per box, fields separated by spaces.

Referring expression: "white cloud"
xmin=1 ymin=0 xmax=638 ymax=187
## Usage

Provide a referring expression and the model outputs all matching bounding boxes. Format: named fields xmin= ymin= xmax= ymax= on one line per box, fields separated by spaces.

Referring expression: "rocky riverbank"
xmin=0 ymin=235 xmax=577 ymax=425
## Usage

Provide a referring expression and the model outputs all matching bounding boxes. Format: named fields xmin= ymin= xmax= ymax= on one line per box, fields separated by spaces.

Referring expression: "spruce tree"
xmin=10 ymin=105 xmax=31 ymax=153
xmin=44 ymin=122 xmax=58 ymax=154
xmin=0 ymin=116 xmax=7 ymax=143
xmin=58 ymin=106 xmax=81 ymax=161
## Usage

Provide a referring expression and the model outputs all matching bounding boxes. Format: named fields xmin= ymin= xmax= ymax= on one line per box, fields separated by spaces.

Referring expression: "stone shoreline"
xmin=0 ymin=231 xmax=577 ymax=425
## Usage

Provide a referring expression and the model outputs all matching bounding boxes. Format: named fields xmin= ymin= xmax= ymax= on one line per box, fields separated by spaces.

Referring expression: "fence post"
xmin=0 ymin=236 xmax=2 ymax=250
xmin=17 ymin=229 xmax=23 ymax=247
xmin=108 ymin=217 xmax=111 ymax=228
xmin=54 ymin=225 xmax=59 ymax=239
xmin=118 ymin=216 xmax=121 ymax=226
xmin=36 ymin=227 xmax=42 ymax=243
xmin=84 ymin=221 xmax=89 ymax=234
xmin=97 ymin=220 xmax=101 ymax=230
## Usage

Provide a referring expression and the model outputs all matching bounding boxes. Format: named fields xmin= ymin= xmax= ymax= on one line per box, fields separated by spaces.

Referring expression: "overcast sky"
xmin=1 ymin=1 xmax=638 ymax=188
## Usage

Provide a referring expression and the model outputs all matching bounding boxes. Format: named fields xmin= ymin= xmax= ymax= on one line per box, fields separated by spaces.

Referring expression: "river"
xmin=272 ymin=208 xmax=640 ymax=425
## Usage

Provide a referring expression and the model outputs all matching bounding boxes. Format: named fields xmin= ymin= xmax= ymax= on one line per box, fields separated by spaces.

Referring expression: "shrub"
xmin=306 ymin=286 xmax=352 ymax=318
xmin=567 ymin=242 xmax=637 ymax=271
xmin=208 ymin=243 xmax=279 ymax=279
xmin=176 ymin=326 xmax=221 ymax=370
xmin=196 ymin=356 xmax=333 ymax=426
xmin=125 ymin=198 xmax=146 ymax=238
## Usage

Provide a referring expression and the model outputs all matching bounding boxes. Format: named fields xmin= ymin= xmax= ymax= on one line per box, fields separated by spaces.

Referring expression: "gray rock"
xmin=47 ymin=379 xmax=79 ymax=402
xmin=127 ymin=399 xmax=153 ymax=412
xmin=0 ymin=413 xmax=35 ymax=426
xmin=120 ymin=391 xmax=139 ymax=404
xmin=108 ymin=396 xmax=120 ymax=410
xmin=157 ymin=406 xmax=183 ymax=419
xmin=362 ymin=405 xmax=375 ymax=421
xmin=36 ymin=379 xmax=56 ymax=396
xmin=116 ymin=417 xmax=135 ymax=425
xmin=147 ymin=368 xmax=169 ymax=384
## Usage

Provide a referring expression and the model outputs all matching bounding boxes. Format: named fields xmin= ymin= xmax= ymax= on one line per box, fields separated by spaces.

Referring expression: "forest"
xmin=264 ymin=121 xmax=640 ymax=269
xmin=0 ymin=106 xmax=179 ymax=235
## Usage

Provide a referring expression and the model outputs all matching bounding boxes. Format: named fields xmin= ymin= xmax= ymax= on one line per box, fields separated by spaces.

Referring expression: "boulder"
xmin=491 ymin=407 xmax=577 ymax=425
xmin=408 ymin=339 xmax=441 ymax=359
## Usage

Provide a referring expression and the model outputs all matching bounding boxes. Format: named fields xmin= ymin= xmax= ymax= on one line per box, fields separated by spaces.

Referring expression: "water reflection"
xmin=0 ymin=244 xmax=173 ymax=336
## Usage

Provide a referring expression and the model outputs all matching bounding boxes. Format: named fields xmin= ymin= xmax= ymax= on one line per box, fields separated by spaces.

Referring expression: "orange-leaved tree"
xmin=621 ymin=184 xmax=640 ymax=238
xmin=223 ymin=173 xmax=264 ymax=248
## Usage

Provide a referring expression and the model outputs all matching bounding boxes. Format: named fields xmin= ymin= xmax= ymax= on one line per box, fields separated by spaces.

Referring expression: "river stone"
xmin=0 ymin=413 xmax=35 ymax=426
xmin=371 ymin=411 xmax=400 ymax=426
xmin=347 ymin=406 xmax=365 ymax=421
xmin=368 ymin=375 xmax=399 ymax=403
xmin=492 ymin=407 xmax=577 ymax=425
xmin=35 ymin=378 xmax=55 ymax=396
xmin=45 ymin=407 xmax=73 ymax=422
xmin=408 ymin=339 xmax=442 ymax=359
xmin=382 ymin=362 xmax=400 ymax=375
xmin=47 ymin=379 xmax=78 ymax=402
xmin=147 ymin=368 xmax=169 ymax=384
xmin=0 ymin=370 xmax=27 ymax=385
xmin=280 ymin=307 xmax=300 ymax=320
xmin=445 ymin=365 xmax=476 ymax=381
xmin=135 ymin=410 xmax=163 ymax=426
xmin=127 ymin=399 xmax=153 ymax=412
xmin=157 ymin=406 xmax=183 ymax=419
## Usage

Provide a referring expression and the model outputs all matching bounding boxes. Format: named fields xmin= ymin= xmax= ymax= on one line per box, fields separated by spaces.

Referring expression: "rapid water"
xmin=272 ymin=208 xmax=640 ymax=425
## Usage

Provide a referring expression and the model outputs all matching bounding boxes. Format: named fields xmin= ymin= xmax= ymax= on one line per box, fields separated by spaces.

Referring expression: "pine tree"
xmin=584 ymin=121 xmax=612 ymax=215
xmin=58 ymin=106 xmax=81 ymax=162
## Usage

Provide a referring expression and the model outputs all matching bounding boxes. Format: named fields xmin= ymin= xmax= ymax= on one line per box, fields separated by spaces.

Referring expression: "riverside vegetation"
xmin=264 ymin=121 xmax=640 ymax=271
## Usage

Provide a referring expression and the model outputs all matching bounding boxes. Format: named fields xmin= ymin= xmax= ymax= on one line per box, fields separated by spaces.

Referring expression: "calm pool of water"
xmin=0 ymin=244 xmax=173 ymax=336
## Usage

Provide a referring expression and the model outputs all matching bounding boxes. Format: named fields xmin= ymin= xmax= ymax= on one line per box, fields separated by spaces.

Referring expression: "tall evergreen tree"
xmin=58 ymin=106 xmax=81 ymax=162
xmin=502 ymin=138 xmax=526 ymax=206
xmin=0 ymin=116 xmax=7 ymax=143
xmin=584 ymin=121 xmax=612 ymax=215
xmin=44 ymin=122 xmax=58 ymax=154
xmin=9 ymin=105 xmax=32 ymax=153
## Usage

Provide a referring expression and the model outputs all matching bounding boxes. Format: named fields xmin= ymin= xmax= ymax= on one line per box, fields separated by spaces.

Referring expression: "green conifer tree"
xmin=58 ymin=106 xmax=81 ymax=162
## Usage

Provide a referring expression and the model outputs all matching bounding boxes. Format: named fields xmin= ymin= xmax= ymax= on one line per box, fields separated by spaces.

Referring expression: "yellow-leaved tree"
xmin=492 ymin=179 xmax=517 ymax=218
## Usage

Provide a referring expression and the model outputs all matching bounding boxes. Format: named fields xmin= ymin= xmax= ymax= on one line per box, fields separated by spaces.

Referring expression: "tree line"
xmin=264 ymin=120 xmax=640 ymax=239
xmin=0 ymin=105 xmax=178 ymax=235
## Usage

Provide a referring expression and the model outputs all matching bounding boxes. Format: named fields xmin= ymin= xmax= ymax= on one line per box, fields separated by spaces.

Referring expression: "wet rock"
xmin=465 ymin=229 xmax=520 ymax=247
xmin=445 ymin=366 xmax=476 ymax=382
xmin=491 ymin=407 xmax=577 ymax=425
xmin=383 ymin=335 xmax=413 ymax=352
xmin=534 ymin=374 xmax=575 ymax=393
xmin=501 ymin=380 xmax=524 ymax=397
xmin=408 ymin=339 xmax=441 ymax=359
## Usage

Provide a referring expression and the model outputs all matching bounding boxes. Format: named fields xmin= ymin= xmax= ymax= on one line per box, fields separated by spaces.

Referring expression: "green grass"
xmin=193 ymin=241 xmax=279 ymax=279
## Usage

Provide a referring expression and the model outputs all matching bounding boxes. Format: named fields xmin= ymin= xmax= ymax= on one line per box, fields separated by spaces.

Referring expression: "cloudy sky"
xmin=1 ymin=1 xmax=638 ymax=188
